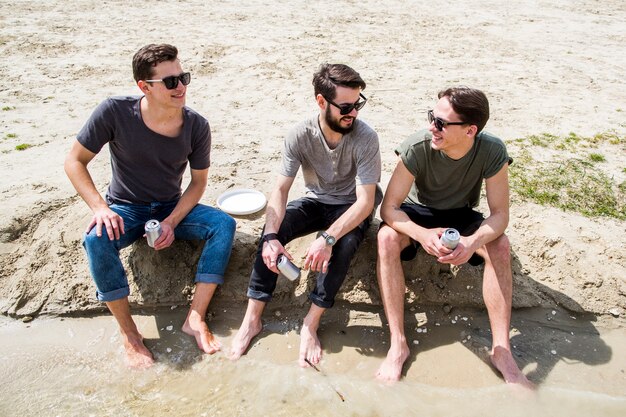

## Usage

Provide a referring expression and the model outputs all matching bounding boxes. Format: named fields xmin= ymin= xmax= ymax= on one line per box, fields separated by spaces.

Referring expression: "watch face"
xmin=325 ymin=235 xmax=336 ymax=246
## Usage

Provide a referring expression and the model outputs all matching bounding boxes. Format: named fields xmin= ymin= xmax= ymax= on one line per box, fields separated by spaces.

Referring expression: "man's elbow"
xmin=63 ymin=156 xmax=79 ymax=178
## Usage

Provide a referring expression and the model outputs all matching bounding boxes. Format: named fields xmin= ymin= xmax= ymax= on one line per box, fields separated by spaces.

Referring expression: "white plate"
xmin=217 ymin=189 xmax=267 ymax=215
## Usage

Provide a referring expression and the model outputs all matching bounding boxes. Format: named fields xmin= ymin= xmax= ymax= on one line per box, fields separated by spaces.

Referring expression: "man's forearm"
xmin=64 ymin=160 xmax=108 ymax=212
xmin=263 ymin=188 xmax=288 ymax=234
xmin=469 ymin=211 xmax=509 ymax=249
xmin=325 ymin=196 xmax=374 ymax=240
xmin=382 ymin=204 xmax=427 ymax=243
xmin=163 ymin=181 xmax=205 ymax=228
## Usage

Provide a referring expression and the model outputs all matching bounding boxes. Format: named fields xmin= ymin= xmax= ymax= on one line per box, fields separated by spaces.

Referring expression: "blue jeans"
xmin=82 ymin=200 xmax=236 ymax=302
xmin=247 ymin=197 xmax=371 ymax=309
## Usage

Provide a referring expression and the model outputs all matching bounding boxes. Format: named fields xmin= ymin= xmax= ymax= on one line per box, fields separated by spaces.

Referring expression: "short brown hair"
xmin=438 ymin=87 xmax=490 ymax=133
xmin=312 ymin=64 xmax=366 ymax=100
xmin=132 ymin=44 xmax=178 ymax=82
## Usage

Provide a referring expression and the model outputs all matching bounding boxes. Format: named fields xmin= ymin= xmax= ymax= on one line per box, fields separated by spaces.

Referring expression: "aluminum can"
xmin=440 ymin=228 xmax=460 ymax=250
xmin=145 ymin=219 xmax=162 ymax=248
xmin=277 ymin=254 xmax=301 ymax=281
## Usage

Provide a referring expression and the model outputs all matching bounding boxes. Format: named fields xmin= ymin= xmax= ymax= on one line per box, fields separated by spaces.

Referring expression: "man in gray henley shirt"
xmin=229 ymin=64 xmax=381 ymax=367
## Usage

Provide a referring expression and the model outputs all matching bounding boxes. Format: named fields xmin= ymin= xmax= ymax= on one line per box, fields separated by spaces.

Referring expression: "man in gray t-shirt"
xmin=376 ymin=87 xmax=534 ymax=390
xmin=64 ymin=44 xmax=235 ymax=368
xmin=230 ymin=64 xmax=381 ymax=367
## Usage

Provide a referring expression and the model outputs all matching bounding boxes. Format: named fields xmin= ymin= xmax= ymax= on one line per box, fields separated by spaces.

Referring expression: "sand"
xmin=0 ymin=0 xmax=625 ymax=404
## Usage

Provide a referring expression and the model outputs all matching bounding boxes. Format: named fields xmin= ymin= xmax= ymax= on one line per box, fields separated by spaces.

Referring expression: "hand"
xmin=152 ymin=220 xmax=175 ymax=250
xmin=262 ymin=238 xmax=288 ymax=274
xmin=437 ymin=236 xmax=476 ymax=266
xmin=304 ymin=237 xmax=332 ymax=273
xmin=87 ymin=207 xmax=125 ymax=240
xmin=417 ymin=227 xmax=447 ymax=258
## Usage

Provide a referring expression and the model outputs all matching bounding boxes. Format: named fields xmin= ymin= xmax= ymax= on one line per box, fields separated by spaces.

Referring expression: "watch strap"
xmin=321 ymin=231 xmax=336 ymax=246
xmin=262 ymin=233 xmax=279 ymax=243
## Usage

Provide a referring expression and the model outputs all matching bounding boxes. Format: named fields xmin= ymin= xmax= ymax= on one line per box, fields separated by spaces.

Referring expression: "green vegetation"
xmin=15 ymin=143 xmax=32 ymax=151
xmin=509 ymin=131 xmax=625 ymax=220
xmin=2 ymin=106 xmax=15 ymax=111
xmin=589 ymin=153 xmax=605 ymax=162
xmin=510 ymin=131 xmax=624 ymax=151
xmin=5 ymin=133 xmax=17 ymax=139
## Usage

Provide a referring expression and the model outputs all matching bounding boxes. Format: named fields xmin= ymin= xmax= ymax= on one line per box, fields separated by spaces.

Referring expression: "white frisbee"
xmin=217 ymin=189 xmax=267 ymax=215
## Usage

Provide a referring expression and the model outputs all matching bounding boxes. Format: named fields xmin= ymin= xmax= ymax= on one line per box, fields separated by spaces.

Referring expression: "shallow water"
xmin=1 ymin=306 xmax=624 ymax=417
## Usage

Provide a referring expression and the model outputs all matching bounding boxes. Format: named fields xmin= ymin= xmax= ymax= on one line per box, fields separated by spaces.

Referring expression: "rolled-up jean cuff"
xmin=97 ymin=286 xmax=130 ymax=302
xmin=195 ymin=273 xmax=224 ymax=285
xmin=247 ymin=289 xmax=272 ymax=303
xmin=309 ymin=293 xmax=334 ymax=309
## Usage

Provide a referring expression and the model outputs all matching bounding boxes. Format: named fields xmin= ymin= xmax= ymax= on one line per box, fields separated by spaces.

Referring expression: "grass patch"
xmin=5 ymin=133 xmax=17 ymax=139
xmin=15 ymin=143 xmax=32 ymax=151
xmin=511 ymin=130 xmax=625 ymax=151
xmin=589 ymin=153 xmax=605 ymax=162
xmin=509 ymin=131 xmax=625 ymax=220
xmin=2 ymin=106 xmax=15 ymax=111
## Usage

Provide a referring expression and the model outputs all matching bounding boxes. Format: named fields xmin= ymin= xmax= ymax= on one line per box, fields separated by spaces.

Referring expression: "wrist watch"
xmin=321 ymin=231 xmax=336 ymax=246
xmin=262 ymin=233 xmax=279 ymax=243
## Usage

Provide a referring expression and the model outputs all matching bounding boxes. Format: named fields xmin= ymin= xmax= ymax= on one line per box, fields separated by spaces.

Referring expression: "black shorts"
xmin=395 ymin=203 xmax=485 ymax=266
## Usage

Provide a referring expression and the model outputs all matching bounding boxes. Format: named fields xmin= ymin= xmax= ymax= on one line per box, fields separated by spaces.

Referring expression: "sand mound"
xmin=0 ymin=0 xmax=624 ymax=321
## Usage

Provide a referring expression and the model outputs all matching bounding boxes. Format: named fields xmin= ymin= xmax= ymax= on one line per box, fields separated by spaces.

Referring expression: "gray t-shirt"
xmin=395 ymin=129 xmax=511 ymax=210
xmin=280 ymin=116 xmax=382 ymax=205
xmin=77 ymin=96 xmax=211 ymax=204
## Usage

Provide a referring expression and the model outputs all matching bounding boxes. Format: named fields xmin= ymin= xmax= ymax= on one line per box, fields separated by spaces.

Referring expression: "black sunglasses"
xmin=146 ymin=72 xmax=191 ymax=90
xmin=324 ymin=93 xmax=367 ymax=115
xmin=427 ymin=109 xmax=466 ymax=131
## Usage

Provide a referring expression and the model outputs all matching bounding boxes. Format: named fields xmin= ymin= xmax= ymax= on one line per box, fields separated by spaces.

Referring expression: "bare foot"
xmin=299 ymin=323 xmax=322 ymax=367
xmin=122 ymin=333 xmax=154 ymax=369
xmin=490 ymin=346 xmax=535 ymax=390
xmin=229 ymin=319 xmax=263 ymax=360
xmin=375 ymin=340 xmax=409 ymax=382
xmin=182 ymin=316 xmax=221 ymax=354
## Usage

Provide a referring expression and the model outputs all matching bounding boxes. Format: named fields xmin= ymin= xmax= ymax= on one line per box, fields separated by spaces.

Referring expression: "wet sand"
xmin=1 ymin=303 xmax=624 ymax=416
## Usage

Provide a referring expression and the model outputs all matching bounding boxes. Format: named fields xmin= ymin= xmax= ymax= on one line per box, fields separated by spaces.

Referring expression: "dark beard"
xmin=324 ymin=106 xmax=355 ymax=134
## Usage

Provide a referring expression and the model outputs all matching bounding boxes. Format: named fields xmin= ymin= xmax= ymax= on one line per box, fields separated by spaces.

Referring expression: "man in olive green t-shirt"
xmin=375 ymin=87 xmax=534 ymax=390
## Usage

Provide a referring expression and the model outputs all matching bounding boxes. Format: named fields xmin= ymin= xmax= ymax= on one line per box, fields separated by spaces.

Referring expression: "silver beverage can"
xmin=145 ymin=219 xmax=162 ymax=248
xmin=440 ymin=228 xmax=460 ymax=250
xmin=277 ymin=254 xmax=301 ymax=281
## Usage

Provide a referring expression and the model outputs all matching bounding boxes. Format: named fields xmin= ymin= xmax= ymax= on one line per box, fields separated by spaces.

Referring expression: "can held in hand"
xmin=440 ymin=228 xmax=460 ymax=250
xmin=277 ymin=254 xmax=301 ymax=281
xmin=145 ymin=219 xmax=162 ymax=248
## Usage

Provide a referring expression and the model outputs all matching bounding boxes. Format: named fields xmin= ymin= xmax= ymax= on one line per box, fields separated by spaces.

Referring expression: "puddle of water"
xmin=0 ymin=306 xmax=624 ymax=417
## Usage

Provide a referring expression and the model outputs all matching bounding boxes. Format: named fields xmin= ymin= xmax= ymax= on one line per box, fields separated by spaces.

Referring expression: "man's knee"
xmin=485 ymin=234 xmax=511 ymax=264
xmin=219 ymin=213 xmax=237 ymax=238
xmin=377 ymin=225 xmax=406 ymax=257
xmin=204 ymin=210 xmax=236 ymax=241
xmin=336 ymin=231 xmax=362 ymax=254
xmin=83 ymin=230 xmax=111 ymax=253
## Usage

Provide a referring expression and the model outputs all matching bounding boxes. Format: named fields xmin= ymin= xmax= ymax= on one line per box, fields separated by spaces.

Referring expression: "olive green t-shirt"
xmin=395 ymin=129 xmax=511 ymax=210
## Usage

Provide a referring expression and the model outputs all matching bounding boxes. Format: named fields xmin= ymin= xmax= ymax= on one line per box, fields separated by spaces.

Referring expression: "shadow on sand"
xmin=124 ymin=222 xmax=611 ymax=384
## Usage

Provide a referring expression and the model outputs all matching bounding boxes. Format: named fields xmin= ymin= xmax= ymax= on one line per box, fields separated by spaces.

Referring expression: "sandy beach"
xmin=1 ymin=0 xmax=625 ymax=415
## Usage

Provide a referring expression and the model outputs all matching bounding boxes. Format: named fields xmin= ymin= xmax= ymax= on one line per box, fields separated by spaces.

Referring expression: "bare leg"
xmin=480 ymin=235 xmax=534 ymax=390
xmin=106 ymin=298 xmax=154 ymax=369
xmin=182 ymin=282 xmax=221 ymax=354
xmin=299 ymin=303 xmax=325 ymax=367
xmin=229 ymin=298 xmax=265 ymax=360
xmin=375 ymin=225 xmax=410 ymax=382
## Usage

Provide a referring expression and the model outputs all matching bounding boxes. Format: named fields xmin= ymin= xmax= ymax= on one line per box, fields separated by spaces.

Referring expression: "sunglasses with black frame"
xmin=324 ymin=93 xmax=368 ymax=115
xmin=145 ymin=72 xmax=191 ymax=90
xmin=427 ymin=109 xmax=467 ymax=131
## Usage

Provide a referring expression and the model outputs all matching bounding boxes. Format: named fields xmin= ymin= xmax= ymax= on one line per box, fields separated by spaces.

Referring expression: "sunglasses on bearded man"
xmin=324 ymin=93 xmax=368 ymax=115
